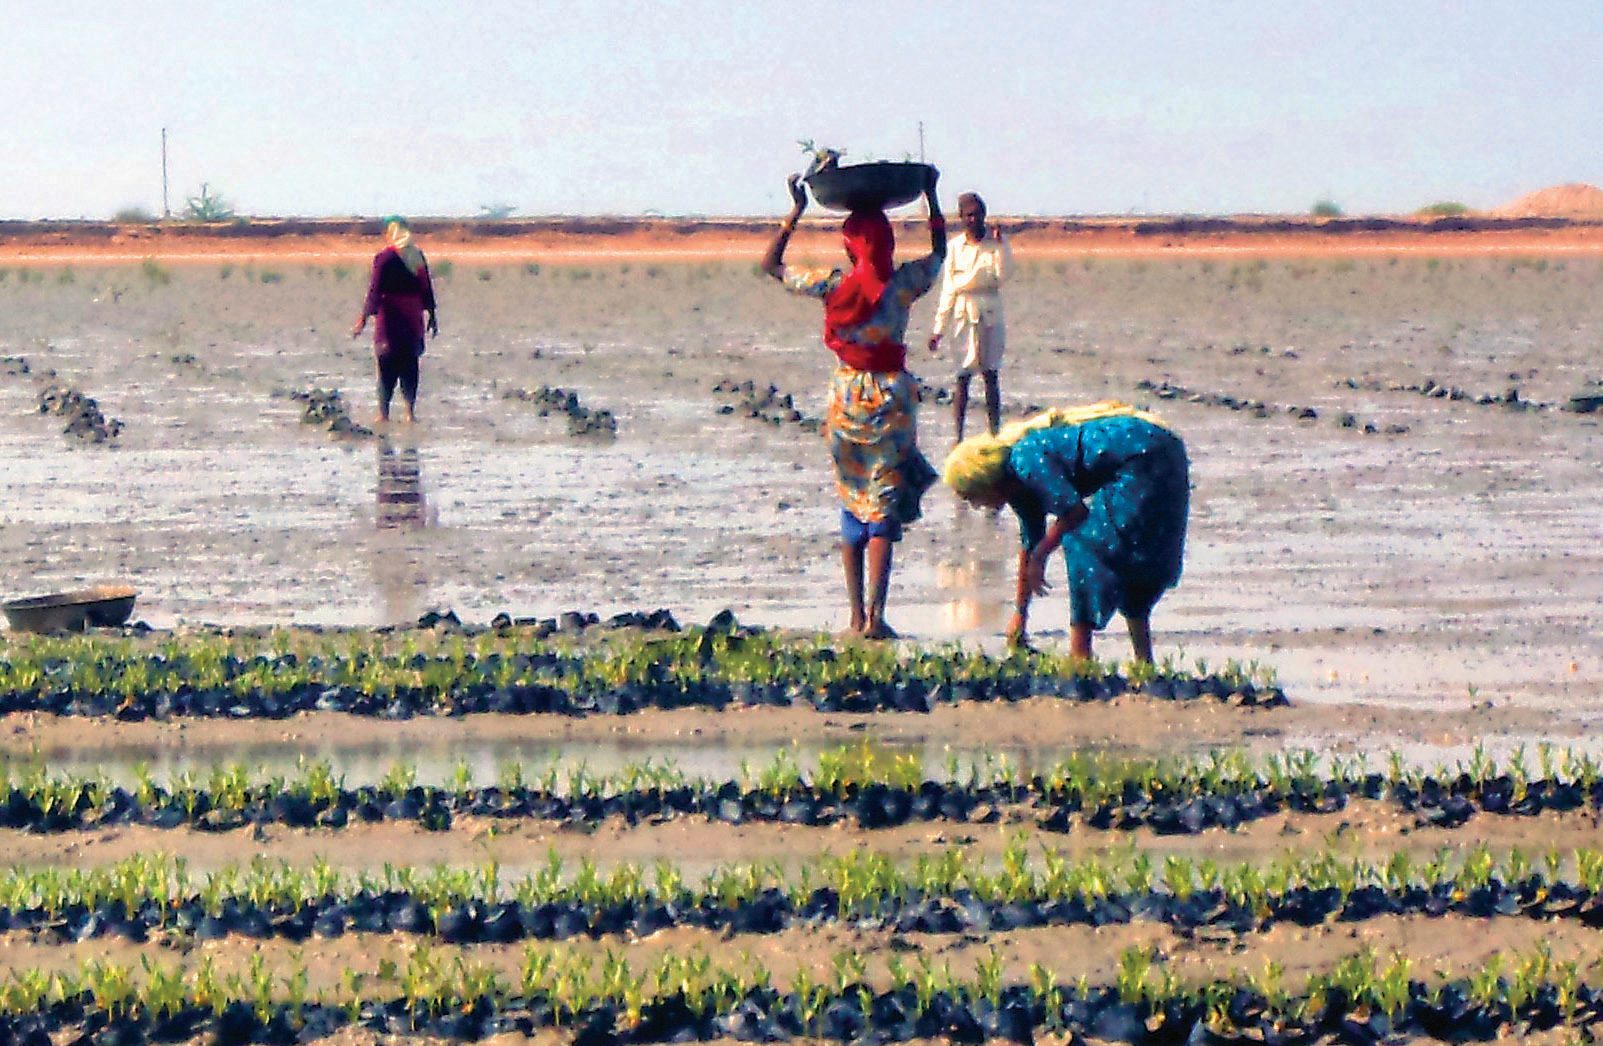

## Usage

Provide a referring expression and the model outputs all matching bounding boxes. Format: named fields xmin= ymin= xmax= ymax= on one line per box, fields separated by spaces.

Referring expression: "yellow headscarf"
xmin=384 ymin=217 xmax=426 ymax=275
xmin=941 ymin=400 xmax=1170 ymax=502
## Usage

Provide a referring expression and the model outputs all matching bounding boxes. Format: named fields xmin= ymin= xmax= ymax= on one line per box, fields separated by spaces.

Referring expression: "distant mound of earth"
xmin=1496 ymin=183 xmax=1603 ymax=218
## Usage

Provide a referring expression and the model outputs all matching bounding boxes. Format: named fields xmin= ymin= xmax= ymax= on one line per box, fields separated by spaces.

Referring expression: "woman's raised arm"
xmin=762 ymin=175 xmax=809 ymax=281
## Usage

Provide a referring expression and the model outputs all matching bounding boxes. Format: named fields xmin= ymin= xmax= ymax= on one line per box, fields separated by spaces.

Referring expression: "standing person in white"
xmin=928 ymin=192 xmax=1013 ymax=441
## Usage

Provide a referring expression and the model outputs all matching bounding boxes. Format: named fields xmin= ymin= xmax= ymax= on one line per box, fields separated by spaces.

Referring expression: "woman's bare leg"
xmin=863 ymin=537 xmax=897 ymax=639
xmin=841 ymin=542 xmax=866 ymax=634
xmin=1126 ymin=615 xmax=1153 ymax=664
xmin=982 ymin=370 xmax=1001 ymax=435
xmin=376 ymin=368 xmax=393 ymax=424
xmin=1070 ymin=623 xmax=1094 ymax=660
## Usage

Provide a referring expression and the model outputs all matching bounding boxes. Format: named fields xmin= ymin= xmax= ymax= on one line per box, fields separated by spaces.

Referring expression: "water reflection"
xmin=369 ymin=442 xmax=434 ymax=623
xmin=376 ymin=443 xmax=432 ymax=530
xmin=937 ymin=504 xmax=1013 ymax=634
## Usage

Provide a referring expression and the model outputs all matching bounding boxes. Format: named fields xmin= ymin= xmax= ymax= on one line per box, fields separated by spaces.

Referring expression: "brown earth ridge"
xmin=4 ymin=213 xmax=1603 ymax=265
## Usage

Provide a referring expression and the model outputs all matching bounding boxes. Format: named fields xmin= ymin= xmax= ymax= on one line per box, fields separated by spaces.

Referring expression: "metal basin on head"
xmin=1 ymin=585 xmax=138 ymax=633
xmin=805 ymin=162 xmax=933 ymax=213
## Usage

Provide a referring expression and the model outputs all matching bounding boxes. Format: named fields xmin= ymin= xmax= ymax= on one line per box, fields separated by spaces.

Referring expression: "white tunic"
xmin=932 ymin=231 xmax=1013 ymax=373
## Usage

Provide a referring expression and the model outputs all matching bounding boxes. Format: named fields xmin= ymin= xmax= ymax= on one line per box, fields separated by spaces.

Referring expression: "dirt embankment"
xmin=4 ymin=214 xmax=1603 ymax=265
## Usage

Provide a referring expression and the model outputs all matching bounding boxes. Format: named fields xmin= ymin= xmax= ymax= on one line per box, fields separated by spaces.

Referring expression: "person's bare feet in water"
xmin=861 ymin=618 xmax=899 ymax=641
xmin=374 ymin=412 xmax=389 ymax=425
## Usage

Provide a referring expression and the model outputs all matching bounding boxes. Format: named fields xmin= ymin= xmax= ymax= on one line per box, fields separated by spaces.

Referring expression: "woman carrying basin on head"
xmin=762 ymin=167 xmax=946 ymax=639
xmin=942 ymin=402 xmax=1189 ymax=663
xmin=351 ymin=217 xmax=438 ymax=424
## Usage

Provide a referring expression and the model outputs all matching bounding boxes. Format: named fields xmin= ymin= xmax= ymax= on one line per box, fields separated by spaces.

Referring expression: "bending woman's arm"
xmin=761 ymin=175 xmax=809 ymax=281
xmin=1008 ymin=503 xmax=1090 ymax=645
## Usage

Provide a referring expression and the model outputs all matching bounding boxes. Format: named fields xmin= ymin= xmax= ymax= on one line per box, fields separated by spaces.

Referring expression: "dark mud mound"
xmin=279 ymin=388 xmax=375 ymax=439
xmin=712 ymin=379 xmax=823 ymax=433
xmin=503 ymin=385 xmax=617 ymax=438
xmin=38 ymin=384 xmax=123 ymax=444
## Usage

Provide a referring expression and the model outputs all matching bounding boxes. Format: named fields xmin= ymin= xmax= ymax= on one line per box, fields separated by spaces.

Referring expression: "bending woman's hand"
xmin=1005 ymin=612 xmax=1030 ymax=650
xmin=786 ymin=174 xmax=808 ymax=216
xmin=1024 ymin=547 xmax=1053 ymax=597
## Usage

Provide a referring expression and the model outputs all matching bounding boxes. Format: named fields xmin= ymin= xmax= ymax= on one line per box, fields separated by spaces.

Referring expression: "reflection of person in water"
xmin=943 ymin=402 xmax=1189 ymax=663
xmin=936 ymin=555 xmax=1010 ymax=633
xmin=375 ymin=444 xmax=432 ymax=530
xmin=370 ymin=442 xmax=435 ymax=623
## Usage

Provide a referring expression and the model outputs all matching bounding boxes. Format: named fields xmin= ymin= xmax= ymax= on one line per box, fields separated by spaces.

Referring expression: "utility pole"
xmin=161 ymin=127 xmax=170 ymax=218
xmin=917 ymin=121 xmax=925 ymax=163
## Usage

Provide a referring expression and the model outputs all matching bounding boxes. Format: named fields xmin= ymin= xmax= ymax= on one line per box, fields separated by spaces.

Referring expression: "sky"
xmin=4 ymin=0 xmax=1601 ymax=219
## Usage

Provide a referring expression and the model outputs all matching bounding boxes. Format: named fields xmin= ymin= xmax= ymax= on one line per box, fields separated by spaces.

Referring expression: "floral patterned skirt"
xmin=826 ymin=367 xmax=937 ymax=526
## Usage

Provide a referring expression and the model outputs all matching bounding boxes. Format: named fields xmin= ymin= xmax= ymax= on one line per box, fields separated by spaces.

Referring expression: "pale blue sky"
xmin=4 ymin=0 xmax=1599 ymax=218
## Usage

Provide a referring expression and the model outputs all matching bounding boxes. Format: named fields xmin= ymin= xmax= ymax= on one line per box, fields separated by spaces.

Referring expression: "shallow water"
xmin=3 ymin=259 xmax=1602 ymax=718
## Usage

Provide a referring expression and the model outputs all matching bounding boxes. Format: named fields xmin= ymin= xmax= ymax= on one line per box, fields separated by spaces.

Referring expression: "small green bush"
xmin=183 ymin=183 xmax=234 ymax=222
xmin=140 ymin=258 xmax=172 ymax=286
xmin=113 ymin=206 xmax=156 ymax=223
xmin=432 ymin=259 xmax=454 ymax=280
xmin=1311 ymin=199 xmax=1343 ymax=218
xmin=1417 ymin=201 xmax=1469 ymax=217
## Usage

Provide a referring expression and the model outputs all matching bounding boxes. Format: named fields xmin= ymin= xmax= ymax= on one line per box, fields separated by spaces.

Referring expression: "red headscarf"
xmin=823 ymin=210 xmax=899 ymax=366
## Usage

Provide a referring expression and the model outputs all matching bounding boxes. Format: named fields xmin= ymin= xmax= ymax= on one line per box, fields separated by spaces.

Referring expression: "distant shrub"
xmin=332 ymin=265 xmax=352 ymax=281
xmin=182 ymin=183 xmax=234 ymax=222
xmin=57 ymin=268 xmax=76 ymax=284
xmin=1311 ymin=199 xmax=1343 ymax=218
xmin=479 ymin=203 xmax=516 ymax=219
xmin=258 ymin=270 xmax=284 ymax=284
xmin=140 ymin=258 xmax=172 ymax=285
xmin=1417 ymin=201 xmax=1469 ymax=217
xmin=525 ymin=263 xmax=542 ymax=277
xmin=477 ymin=270 xmax=493 ymax=282
xmin=219 ymin=264 xmax=234 ymax=280
xmin=113 ymin=206 xmax=156 ymax=223
xmin=432 ymin=259 xmax=454 ymax=280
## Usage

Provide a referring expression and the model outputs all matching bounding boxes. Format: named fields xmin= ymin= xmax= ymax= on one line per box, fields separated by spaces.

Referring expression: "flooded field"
xmin=3 ymin=254 xmax=1601 ymax=715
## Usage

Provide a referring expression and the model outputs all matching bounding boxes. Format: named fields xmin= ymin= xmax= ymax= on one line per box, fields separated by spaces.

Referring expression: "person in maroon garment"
xmin=351 ymin=217 xmax=438 ymax=423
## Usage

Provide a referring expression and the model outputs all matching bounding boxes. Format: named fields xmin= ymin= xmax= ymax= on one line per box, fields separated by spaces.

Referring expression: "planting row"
xmin=0 ymin=943 xmax=1592 ymax=1043
xmin=2 ymin=743 xmax=1601 ymax=835
xmin=6 ymin=843 xmax=1603 ymax=945
xmin=0 ymin=628 xmax=1286 ymax=719
xmin=1135 ymin=376 xmax=1409 ymax=435
xmin=1337 ymin=375 xmax=1558 ymax=413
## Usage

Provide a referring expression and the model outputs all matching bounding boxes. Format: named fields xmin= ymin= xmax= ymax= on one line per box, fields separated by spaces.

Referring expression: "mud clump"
xmin=38 ymin=384 xmax=123 ymax=444
xmin=1139 ymin=378 xmax=1407 ymax=435
xmin=712 ymin=379 xmax=823 ymax=433
xmin=503 ymin=385 xmax=617 ymax=439
xmin=1 ymin=355 xmax=31 ymax=378
xmin=279 ymin=388 xmax=375 ymax=439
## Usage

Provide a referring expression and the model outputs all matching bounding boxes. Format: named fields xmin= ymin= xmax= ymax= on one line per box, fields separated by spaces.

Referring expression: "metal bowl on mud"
xmin=804 ymin=162 xmax=932 ymax=213
xmin=1 ymin=585 xmax=138 ymax=633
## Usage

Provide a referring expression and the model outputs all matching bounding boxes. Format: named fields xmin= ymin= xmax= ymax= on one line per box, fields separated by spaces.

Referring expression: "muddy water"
xmin=2 ymin=259 xmax=1602 ymax=727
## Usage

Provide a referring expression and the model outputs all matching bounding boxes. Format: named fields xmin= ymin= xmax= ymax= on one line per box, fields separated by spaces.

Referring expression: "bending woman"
xmin=942 ymin=402 xmax=1189 ymax=662
xmin=351 ymin=217 xmax=438 ymax=424
xmin=762 ymin=169 xmax=946 ymax=638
